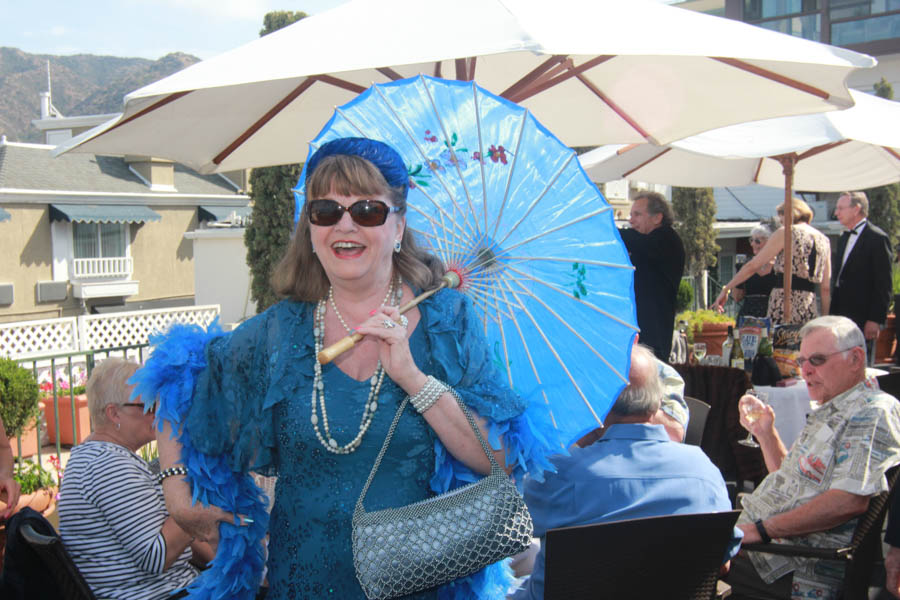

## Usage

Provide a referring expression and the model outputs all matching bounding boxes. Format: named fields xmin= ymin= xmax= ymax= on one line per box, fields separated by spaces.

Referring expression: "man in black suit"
xmin=830 ymin=191 xmax=893 ymax=365
xmin=619 ymin=191 xmax=685 ymax=362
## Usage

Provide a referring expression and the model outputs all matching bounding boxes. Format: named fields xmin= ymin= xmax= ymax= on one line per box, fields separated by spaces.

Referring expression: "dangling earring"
xmin=311 ymin=242 xmax=316 ymax=254
xmin=394 ymin=239 xmax=402 ymax=253
xmin=116 ymin=422 xmax=121 ymax=430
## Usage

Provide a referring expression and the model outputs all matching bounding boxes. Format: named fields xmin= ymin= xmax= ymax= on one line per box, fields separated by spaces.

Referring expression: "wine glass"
xmin=738 ymin=389 xmax=769 ymax=448
xmin=692 ymin=342 xmax=707 ymax=364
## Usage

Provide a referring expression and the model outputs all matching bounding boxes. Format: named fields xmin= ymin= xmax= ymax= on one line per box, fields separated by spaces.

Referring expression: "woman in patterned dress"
xmin=714 ymin=198 xmax=831 ymax=325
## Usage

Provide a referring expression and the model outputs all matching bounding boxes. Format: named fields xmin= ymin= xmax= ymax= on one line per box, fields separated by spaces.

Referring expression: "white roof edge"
xmin=31 ymin=113 xmax=121 ymax=131
xmin=0 ymin=188 xmax=250 ymax=202
xmin=1 ymin=141 xmax=57 ymax=150
xmin=184 ymin=228 xmax=246 ymax=240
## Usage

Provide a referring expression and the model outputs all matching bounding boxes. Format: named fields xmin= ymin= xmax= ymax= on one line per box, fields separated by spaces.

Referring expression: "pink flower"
xmin=49 ymin=454 xmax=64 ymax=485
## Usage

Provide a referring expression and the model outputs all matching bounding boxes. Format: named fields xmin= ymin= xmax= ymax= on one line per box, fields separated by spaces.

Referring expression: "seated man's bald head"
xmin=608 ymin=343 xmax=663 ymax=421
xmin=628 ymin=343 xmax=656 ymax=390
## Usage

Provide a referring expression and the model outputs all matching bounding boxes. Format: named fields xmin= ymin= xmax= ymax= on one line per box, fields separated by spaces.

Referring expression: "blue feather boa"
xmin=132 ymin=319 xmax=561 ymax=600
xmin=131 ymin=321 xmax=269 ymax=600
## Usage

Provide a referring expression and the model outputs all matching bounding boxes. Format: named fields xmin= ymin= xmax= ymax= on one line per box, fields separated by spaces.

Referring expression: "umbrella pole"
xmin=317 ymin=270 xmax=462 ymax=364
xmin=776 ymin=155 xmax=797 ymax=323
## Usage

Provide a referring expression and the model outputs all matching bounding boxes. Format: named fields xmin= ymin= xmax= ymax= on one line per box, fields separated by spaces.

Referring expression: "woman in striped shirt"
xmin=58 ymin=358 xmax=212 ymax=600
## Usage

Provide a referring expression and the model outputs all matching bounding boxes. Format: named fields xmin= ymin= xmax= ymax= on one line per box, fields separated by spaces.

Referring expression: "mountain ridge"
xmin=0 ymin=47 xmax=200 ymax=143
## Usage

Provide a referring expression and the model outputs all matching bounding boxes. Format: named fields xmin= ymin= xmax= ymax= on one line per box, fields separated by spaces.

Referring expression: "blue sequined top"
xmin=170 ymin=289 xmax=550 ymax=599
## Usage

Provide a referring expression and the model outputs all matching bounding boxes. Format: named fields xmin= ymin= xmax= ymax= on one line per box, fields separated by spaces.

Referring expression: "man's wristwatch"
xmin=754 ymin=519 xmax=772 ymax=544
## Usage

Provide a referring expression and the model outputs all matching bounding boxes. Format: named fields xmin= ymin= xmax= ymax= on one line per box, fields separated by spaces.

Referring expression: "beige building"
xmin=0 ymin=135 xmax=250 ymax=323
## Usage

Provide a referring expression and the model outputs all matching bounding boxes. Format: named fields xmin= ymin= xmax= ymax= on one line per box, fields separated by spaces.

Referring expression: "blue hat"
xmin=306 ymin=137 xmax=408 ymax=198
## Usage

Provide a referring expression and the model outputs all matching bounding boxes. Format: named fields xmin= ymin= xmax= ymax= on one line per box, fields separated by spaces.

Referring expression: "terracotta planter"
xmin=9 ymin=403 xmax=44 ymax=459
xmin=877 ymin=314 xmax=897 ymax=364
xmin=11 ymin=486 xmax=58 ymax=515
xmin=692 ymin=322 xmax=735 ymax=358
xmin=43 ymin=393 xmax=91 ymax=445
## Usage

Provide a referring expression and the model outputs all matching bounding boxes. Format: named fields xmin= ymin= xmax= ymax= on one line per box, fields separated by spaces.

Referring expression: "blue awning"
xmin=0 ymin=207 xmax=10 ymax=222
xmin=50 ymin=204 xmax=161 ymax=224
xmin=198 ymin=204 xmax=252 ymax=222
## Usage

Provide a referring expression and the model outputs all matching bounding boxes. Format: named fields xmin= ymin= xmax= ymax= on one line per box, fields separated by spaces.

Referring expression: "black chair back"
xmin=684 ymin=396 xmax=712 ymax=446
xmin=18 ymin=521 xmax=96 ymax=600
xmin=876 ymin=373 xmax=900 ymax=400
xmin=544 ymin=510 xmax=740 ymax=600
xmin=838 ymin=464 xmax=899 ymax=599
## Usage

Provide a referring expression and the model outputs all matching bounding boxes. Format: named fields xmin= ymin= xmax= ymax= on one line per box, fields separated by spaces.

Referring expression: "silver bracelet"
xmin=157 ymin=466 xmax=188 ymax=483
xmin=409 ymin=376 xmax=448 ymax=414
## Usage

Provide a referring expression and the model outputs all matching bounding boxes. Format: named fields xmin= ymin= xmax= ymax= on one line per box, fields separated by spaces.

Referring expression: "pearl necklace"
xmin=328 ymin=282 xmax=395 ymax=334
xmin=311 ymin=276 xmax=402 ymax=454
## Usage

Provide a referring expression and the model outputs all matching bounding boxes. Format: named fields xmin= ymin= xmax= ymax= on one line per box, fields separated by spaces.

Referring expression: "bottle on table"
xmin=730 ymin=327 xmax=745 ymax=370
xmin=750 ymin=325 xmax=781 ymax=385
xmin=757 ymin=325 xmax=773 ymax=357
xmin=722 ymin=325 xmax=734 ymax=364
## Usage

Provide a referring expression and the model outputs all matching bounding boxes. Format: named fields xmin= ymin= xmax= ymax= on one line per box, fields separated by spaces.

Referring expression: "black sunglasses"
xmin=307 ymin=199 xmax=401 ymax=227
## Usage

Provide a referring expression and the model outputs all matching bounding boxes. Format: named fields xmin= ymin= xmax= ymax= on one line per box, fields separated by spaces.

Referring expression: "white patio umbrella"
xmin=580 ymin=89 xmax=900 ymax=319
xmin=54 ymin=0 xmax=875 ymax=174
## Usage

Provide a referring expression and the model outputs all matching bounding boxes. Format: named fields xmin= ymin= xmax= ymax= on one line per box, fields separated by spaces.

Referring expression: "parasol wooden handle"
xmin=317 ymin=332 xmax=364 ymax=364
xmin=317 ymin=270 xmax=462 ymax=364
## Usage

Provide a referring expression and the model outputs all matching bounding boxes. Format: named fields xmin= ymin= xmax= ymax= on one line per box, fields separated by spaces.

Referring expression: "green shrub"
xmin=676 ymin=279 xmax=694 ymax=313
xmin=139 ymin=441 xmax=159 ymax=464
xmin=893 ymin=265 xmax=900 ymax=297
xmin=0 ymin=358 xmax=41 ymax=438
xmin=675 ymin=309 xmax=735 ymax=343
xmin=14 ymin=460 xmax=56 ymax=494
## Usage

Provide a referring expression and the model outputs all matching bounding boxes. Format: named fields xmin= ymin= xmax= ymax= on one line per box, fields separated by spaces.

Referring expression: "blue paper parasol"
xmin=295 ymin=75 xmax=637 ymax=444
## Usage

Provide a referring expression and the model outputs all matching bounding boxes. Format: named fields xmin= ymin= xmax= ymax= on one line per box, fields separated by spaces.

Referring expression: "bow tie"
xmin=848 ymin=222 xmax=864 ymax=236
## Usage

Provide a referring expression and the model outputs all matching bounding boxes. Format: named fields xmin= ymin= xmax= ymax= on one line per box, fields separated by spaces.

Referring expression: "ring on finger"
xmin=382 ymin=319 xmax=396 ymax=329
xmin=398 ymin=315 xmax=408 ymax=328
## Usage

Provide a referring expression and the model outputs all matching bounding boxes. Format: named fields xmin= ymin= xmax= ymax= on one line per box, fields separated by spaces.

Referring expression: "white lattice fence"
xmin=80 ymin=305 xmax=220 ymax=350
xmin=0 ymin=317 xmax=78 ymax=358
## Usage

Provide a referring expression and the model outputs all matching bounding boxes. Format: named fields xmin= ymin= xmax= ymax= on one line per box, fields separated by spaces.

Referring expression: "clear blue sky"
xmin=1 ymin=0 xmax=351 ymax=60
xmin=3 ymin=0 xmax=683 ymax=61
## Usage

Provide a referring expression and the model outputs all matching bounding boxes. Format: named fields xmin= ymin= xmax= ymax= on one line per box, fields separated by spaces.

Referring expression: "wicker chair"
xmin=742 ymin=465 xmax=900 ymax=600
xmin=543 ymin=510 xmax=741 ymax=599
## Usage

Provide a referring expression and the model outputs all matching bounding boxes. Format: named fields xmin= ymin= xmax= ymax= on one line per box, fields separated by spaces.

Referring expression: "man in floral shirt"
xmin=726 ymin=315 xmax=900 ymax=600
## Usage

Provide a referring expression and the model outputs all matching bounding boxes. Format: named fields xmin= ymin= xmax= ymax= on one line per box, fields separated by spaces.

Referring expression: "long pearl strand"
xmin=311 ymin=276 xmax=402 ymax=454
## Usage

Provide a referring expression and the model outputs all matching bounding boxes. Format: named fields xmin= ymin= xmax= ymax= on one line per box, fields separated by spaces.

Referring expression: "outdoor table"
xmin=672 ymin=364 xmax=766 ymax=485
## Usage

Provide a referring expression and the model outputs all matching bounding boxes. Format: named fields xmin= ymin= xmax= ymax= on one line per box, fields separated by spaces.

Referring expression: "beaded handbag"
xmin=352 ymin=391 xmax=533 ymax=599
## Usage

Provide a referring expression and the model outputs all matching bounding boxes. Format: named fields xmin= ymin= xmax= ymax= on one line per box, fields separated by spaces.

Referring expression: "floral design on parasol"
xmin=295 ymin=75 xmax=637 ymax=442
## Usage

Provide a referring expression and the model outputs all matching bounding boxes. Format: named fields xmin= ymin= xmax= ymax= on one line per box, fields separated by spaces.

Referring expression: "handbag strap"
xmin=355 ymin=388 xmax=503 ymax=516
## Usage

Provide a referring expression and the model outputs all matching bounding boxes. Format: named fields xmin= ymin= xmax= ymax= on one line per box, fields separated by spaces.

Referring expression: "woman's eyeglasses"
xmin=750 ymin=238 xmax=765 ymax=244
xmin=121 ymin=402 xmax=155 ymax=413
xmin=306 ymin=199 xmax=401 ymax=227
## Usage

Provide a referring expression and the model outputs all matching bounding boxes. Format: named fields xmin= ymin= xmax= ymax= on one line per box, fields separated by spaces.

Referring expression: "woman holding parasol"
xmin=132 ymin=137 xmax=558 ymax=600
